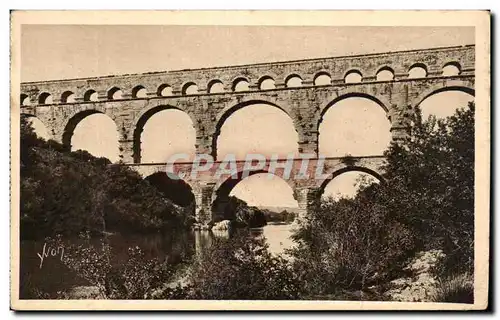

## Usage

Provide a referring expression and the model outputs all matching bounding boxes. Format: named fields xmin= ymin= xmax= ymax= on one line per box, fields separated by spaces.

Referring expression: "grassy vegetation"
xmin=432 ymin=273 xmax=474 ymax=303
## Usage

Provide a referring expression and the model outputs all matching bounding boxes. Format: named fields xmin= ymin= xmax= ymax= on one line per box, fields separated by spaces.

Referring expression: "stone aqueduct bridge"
xmin=20 ymin=45 xmax=475 ymax=223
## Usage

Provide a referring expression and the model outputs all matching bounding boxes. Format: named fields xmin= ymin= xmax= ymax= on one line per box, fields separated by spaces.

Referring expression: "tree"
xmin=381 ymin=103 xmax=474 ymax=274
xmin=291 ymin=102 xmax=475 ymax=297
xmin=219 ymin=196 xmax=267 ymax=228
xmin=291 ymin=183 xmax=415 ymax=298
xmin=20 ymin=116 xmax=190 ymax=239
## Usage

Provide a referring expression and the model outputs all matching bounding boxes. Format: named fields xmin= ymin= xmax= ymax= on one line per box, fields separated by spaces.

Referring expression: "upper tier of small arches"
xmin=21 ymin=45 xmax=474 ymax=106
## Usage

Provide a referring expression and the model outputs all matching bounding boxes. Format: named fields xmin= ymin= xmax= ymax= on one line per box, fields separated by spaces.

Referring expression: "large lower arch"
xmin=132 ymin=105 xmax=196 ymax=164
xmin=412 ymin=77 xmax=474 ymax=106
xmin=145 ymin=172 xmax=196 ymax=215
xmin=62 ymin=109 xmax=108 ymax=148
xmin=415 ymin=85 xmax=475 ymax=108
xmin=319 ymin=166 xmax=385 ymax=200
xmin=213 ymin=99 xmax=298 ymax=160
xmin=318 ymin=93 xmax=391 ymax=157
xmin=414 ymin=85 xmax=475 ymax=120
xmin=319 ymin=92 xmax=389 ymax=120
xmin=211 ymin=170 xmax=297 ymax=221
xmin=62 ymin=110 xmax=119 ymax=162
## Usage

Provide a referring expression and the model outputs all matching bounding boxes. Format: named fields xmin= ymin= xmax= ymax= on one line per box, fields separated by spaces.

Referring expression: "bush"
xmin=216 ymin=196 xmax=267 ymax=228
xmin=183 ymin=232 xmax=300 ymax=299
xmin=27 ymin=231 xmax=302 ymax=300
xmin=291 ymin=183 xmax=415 ymax=297
xmin=380 ymin=104 xmax=475 ymax=276
xmin=43 ymin=233 xmax=179 ymax=299
xmin=264 ymin=209 xmax=297 ymax=223
xmin=291 ymin=103 xmax=475 ymax=298
xmin=20 ymin=115 xmax=189 ymax=239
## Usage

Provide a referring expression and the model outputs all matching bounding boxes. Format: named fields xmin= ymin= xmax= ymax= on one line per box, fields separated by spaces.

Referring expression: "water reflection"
xmin=261 ymin=224 xmax=297 ymax=255
xmin=194 ymin=231 xmax=213 ymax=254
xmin=20 ymin=224 xmax=295 ymax=298
xmin=204 ymin=224 xmax=296 ymax=256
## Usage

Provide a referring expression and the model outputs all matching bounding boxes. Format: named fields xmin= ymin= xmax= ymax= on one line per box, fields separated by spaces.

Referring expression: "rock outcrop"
xmin=385 ymin=250 xmax=446 ymax=302
xmin=212 ymin=220 xmax=232 ymax=231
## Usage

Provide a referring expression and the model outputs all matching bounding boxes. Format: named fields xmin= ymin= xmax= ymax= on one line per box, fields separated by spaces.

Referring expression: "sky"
xmin=23 ymin=25 xmax=475 ymax=207
xmin=21 ymin=25 xmax=475 ymax=82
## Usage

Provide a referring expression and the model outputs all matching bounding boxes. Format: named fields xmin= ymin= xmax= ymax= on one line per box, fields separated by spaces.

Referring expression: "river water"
xmin=19 ymin=223 xmax=296 ymax=298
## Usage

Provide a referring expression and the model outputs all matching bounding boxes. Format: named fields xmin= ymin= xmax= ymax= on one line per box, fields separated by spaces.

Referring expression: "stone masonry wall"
xmin=19 ymin=45 xmax=475 ymax=223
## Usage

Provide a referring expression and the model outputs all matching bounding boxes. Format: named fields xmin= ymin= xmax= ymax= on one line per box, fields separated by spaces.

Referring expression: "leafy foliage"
xmin=145 ymin=172 xmax=195 ymax=208
xmin=216 ymin=196 xmax=267 ymax=228
xmin=291 ymin=103 xmax=475 ymax=299
xmin=19 ymin=100 xmax=475 ymax=302
xmin=20 ymin=116 xmax=190 ymax=239
xmin=44 ymin=233 xmax=179 ymax=299
xmin=382 ymin=103 xmax=475 ymax=275
xmin=291 ymin=184 xmax=415 ymax=296
xmin=32 ymin=231 xmax=302 ymax=300
xmin=263 ymin=209 xmax=297 ymax=223
xmin=183 ymin=232 xmax=301 ymax=299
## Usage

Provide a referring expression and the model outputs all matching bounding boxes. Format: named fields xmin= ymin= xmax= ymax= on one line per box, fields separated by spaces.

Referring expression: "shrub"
xmin=432 ymin=273 xmax=474 ymax=303
xmin=291 ymin=183 xmax=415 ymax=297
xmin=381 ymin=104 xmax=475 ymax=275
xmin=183 ymin=232 xmax=301 ymax=299
xmin=291 ymin=103 xmax=475 ymax=298
xmin=20 ymin=115 xmax=189 ymax=239
xmin=216 ymin=196 xmax=267 ymax=228
xmin=264 ymin=209 xmax=297 ymax=223
xmin=45 ymin=233 xmax=179 ymax=299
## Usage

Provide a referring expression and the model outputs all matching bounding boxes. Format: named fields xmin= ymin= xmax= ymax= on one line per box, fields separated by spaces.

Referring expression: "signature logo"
xmin=37 ymin=242 xmax=64 ymax=269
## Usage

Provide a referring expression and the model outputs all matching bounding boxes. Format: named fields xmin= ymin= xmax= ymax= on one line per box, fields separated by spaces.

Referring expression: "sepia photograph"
xmin=10 ymin=10 xmax=490 ymax=311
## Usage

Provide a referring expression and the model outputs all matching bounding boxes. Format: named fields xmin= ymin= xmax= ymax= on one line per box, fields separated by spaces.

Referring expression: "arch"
xmin=145 ymin=172 xmax=195 ymax=209
xmin=414 ymin=85 xmax=475 ymax=108
xmin=214 ymin=169 xmax=268 ymax=200
xmin=132 ymin=85 xmax=148 ymax=98
xmin=408 ymin=63 xmax=428 ymax=79
xmin=232 ymin=77 xmax=250 ymax=92
xmin=62 ymin=109 xmax=114 ymax=150
xmin=319 ymin=166 xmax=385 ymax=198
xmin=84 ymin=89 xmax=98 ymax=102
xmin=415 ymin=85 xmax=475 ymax=121
xmin=319 ymin=92 xmax=389 ymax=124
xmin=258 ymin=76 xmax=276 ymax=90
xmin=313 ymin=71 xmax=332 ymax=86
xmin=20 ymin=94 xmax=30 ymax=106
xmin=207 ymin=79 xmax=225 ymax=94
xmin=182 ymin=82 xmax=198 ymax=95
xmin=132 ymin=104 xmax=195 ymax=163
xmin=38 ymin=92 xmax=52 ymax=105
xmin=442 ymin=62 xmax=461 ymax=76
xmin=212 ymin=99 xmax=294 ymax=159
xmin=61 ymin=91 xmax=75 ymax=103
xmin=107 ymin=87 xmax=123 ymax=100
xmin=344 ymin=69 xmax=363 ymax=84
xmin=157 ymin=84 xmax=173 ymax=97
xmin=318 ymin=94 xmax=391 ymax=157
xmin=211 ymin=170 xmax=296 ymax=219
xmin=285 ymin=74 xmax=303 ymax=88
xmin=376 ymin=66 xmax=395 ymax=81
